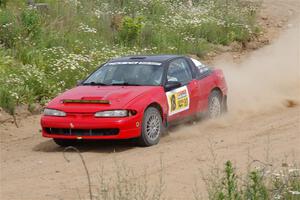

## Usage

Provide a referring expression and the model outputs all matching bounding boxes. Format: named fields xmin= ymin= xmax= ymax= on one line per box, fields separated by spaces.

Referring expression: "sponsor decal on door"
xmin=166 ymin=86 xmax=190 ymax=116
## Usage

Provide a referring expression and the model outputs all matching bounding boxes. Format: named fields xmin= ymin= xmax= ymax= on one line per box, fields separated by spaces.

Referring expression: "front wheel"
xmin=138 ymin=107 xmax=162 ymax=147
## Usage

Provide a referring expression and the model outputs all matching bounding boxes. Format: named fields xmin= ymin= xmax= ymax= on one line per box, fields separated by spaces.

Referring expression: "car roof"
xmin=108 ymin=55 xmax=184 ymax=64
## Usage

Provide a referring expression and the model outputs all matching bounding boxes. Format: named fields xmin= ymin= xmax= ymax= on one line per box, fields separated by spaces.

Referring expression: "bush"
xmin=0 ymin=88 xmax=16 ymax=115
xmin=0 ymin=9 xmax=18 ymax=48
xmin=208 ymin=161 xmax=241 ymax=200
xmin=202 ymin=160 xmax=300 ymax=200
xmin=245 ymin=170 xmax=268 ymax=200
xmin=118 ymin=16 xmax=144 ymax=45
xmin=20 ymin=8 xmax=41 ymax=40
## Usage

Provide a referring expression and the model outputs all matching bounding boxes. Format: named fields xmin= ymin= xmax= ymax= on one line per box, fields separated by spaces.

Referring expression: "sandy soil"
xmin=1 ymin=0 xmax=300 ymax=199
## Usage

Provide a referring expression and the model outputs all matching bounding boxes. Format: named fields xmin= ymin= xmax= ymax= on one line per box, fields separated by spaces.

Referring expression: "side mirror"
xmin=165 ymin=81 xmax=181 ymax=92
xmin=76 ymin=80 xmax=83 ymax=86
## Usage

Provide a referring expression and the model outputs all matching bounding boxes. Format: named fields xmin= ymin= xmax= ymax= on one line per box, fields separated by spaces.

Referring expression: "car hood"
xmin=47 ymin=85 xmax=159 ymax=113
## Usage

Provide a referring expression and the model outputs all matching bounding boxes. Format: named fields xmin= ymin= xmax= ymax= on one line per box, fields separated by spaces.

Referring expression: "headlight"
xmin=94 ymin=110 xmax=129 ymax=117
xmin=43 ymin=108 xmax=66 ymax=117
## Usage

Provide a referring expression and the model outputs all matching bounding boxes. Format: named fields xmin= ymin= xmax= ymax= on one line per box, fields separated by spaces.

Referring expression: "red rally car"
xmin=41 ymin=55 xmax=227 ymax=147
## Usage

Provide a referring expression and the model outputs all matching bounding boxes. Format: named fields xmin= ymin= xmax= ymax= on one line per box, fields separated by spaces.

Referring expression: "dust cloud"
xmin=214 ymin=19 xmax=300 ymax=120
xmin=173 ymin=19 xmax=300 ymax=133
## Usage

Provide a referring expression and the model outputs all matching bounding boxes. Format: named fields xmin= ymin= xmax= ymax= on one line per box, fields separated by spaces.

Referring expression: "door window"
xmin=167 ymin=58 xmax=192 ymax=85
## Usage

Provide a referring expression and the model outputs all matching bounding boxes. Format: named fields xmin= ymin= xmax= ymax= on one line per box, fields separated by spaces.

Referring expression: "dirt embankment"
xmin=1 ymin=0 xmax=300 ymax=200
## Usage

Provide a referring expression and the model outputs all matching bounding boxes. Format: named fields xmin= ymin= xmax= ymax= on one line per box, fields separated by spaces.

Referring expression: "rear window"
xmin=190 ymin=58 xmax=211 ymax=76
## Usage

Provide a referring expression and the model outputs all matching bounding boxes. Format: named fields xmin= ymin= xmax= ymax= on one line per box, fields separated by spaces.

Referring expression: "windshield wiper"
xmin=110 ymin=82 xmax=142 ymax=86
xmin=83 ymin=81 xmax=108 ymax=86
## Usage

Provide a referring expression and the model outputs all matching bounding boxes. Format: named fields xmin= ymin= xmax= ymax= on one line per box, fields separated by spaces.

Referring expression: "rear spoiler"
xmin=62 ymin=99 xmax=110 ymax=104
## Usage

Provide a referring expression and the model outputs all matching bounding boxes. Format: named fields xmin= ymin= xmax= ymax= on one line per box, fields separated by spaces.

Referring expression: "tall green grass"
xmin=0 ymin=0 xmax=260 ymax=111
xmin=199 ymin=160 xmax=300 ymax=200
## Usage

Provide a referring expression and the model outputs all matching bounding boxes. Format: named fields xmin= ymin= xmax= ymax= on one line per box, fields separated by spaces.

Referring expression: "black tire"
xmin=53 ymin=138 xmax=78 ymax=147
xmin=138 ymin=107 xmax=163 ymax=147
xmin=207 ymin=90 xmax=223 ymax=118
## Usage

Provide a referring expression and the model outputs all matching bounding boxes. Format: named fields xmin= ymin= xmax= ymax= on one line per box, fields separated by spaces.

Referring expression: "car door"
xmin=165 ymin=58 xmax=199 ymax=122
xmin=194 ymin=63 xmax=214 ymax=111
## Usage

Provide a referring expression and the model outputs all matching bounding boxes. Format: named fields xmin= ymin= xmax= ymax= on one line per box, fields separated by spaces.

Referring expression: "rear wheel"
xmin=138 ymin=107 xmax=162 ymax=147
xmin=207 ymin=90 xmax=223 ymax=118
xmin=53 ymin=138 xmax=78 ymax=147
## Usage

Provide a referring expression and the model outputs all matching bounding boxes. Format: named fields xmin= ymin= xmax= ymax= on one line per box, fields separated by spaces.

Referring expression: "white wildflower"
xmin=274 ymin=194 xmax=281 ymax=199
xmin=78 ymin=23 xmax=97 ymax=34
xmin=2 ymin=23 xmax=13 ymax=28
xmin=94 ymin=9 xmax=102 ymax=19
xmin=289 ymin=191 xmax=300 ymax=195
xmin=288 ymin=169 xmax=300 ymax=173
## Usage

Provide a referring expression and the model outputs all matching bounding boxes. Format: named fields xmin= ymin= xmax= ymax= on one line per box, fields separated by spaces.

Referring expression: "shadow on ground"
xmin=32 ymin=139 xmax=138 ymax=153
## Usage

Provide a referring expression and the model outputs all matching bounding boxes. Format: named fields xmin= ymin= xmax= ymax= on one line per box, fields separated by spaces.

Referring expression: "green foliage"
xmin=270 ymin=167 xmax=300 ymax=200
xmin=0 ymin=0 xmax=260 ymax=106
xmin=224 ymin=161 xmax=241 ymax=200
xmin=0 ymin=88 xmax=16 ymax=115
xmin=215 ymin=161 xmax=241 ymax=200
xmin=20 ymin=8 xmax=41 ymax=40
xmin=0 ymin=9 xmax=18 ymax=48
xmin=118 ymin=16 xmax=144 ymax=45
xmin=205 ymin=161 xmax=300 ymax=200
xmin=245 ymin=170 xmax=268 ymax=200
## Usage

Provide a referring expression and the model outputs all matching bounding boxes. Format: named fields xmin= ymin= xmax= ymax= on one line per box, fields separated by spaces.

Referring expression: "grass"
xmin=64 ymin=145 xmax=300 ymax=200
xmin=198 ymin=160 xmax=300 ymax=200
xmin=96 ymin=161 xmax=165 ymax=200
xmin=63 ymin=146 xmax=165 ymax=200
xmin=0 ymin=0 xmax=260 ymax=112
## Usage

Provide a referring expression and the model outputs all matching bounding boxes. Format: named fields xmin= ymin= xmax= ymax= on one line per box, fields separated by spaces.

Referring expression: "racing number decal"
xmin=166 ymin=86 xmax=190 ymax=116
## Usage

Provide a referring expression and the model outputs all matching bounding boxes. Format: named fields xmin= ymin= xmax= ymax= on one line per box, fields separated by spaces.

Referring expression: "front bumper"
xmin=41 ymin=113 xmax=142 ymax=139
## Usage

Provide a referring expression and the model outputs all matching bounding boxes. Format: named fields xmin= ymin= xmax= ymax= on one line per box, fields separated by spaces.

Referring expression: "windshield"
xmin=83 ymin=62 xmax=164 ymax=86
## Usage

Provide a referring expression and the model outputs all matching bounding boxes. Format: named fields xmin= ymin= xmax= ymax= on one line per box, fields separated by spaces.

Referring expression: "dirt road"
xmin=1 ymin=1 xmax=300 ymax=200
